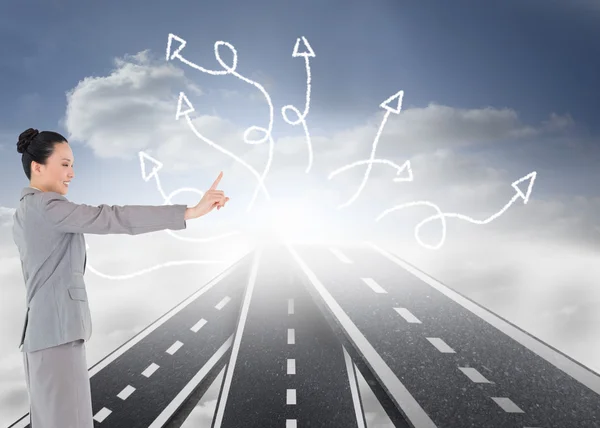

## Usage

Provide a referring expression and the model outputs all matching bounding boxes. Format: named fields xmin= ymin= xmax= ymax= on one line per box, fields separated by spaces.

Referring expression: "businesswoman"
xmin=13 ymin=128 xmax=229 ymax=427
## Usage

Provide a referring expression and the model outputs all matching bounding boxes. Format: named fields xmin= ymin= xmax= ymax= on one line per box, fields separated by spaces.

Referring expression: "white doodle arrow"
xmin=167 ymin=34 xmax=274 ymax=212
xmin=138 ymin=150 xmax=242 ymax=242
xmin=329 ymin=90 xmax=407 ymax=209
xmin=281 ymin=36 xmax=315 ymax=173
xmin=376 ymin=171 xmax=537 ymax=250
xmin=176 ymin=92 xmax=271 ymax=212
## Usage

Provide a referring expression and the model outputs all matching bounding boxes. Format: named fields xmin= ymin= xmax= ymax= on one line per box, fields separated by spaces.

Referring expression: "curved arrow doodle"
xmin=175 ymin=93 xmax=271 ymax=212
xmin=281 ymin=36 xmax=315 ymax=173
xmin=376 ymin=172 xmax=537 ymax=250
xmin=138 ymin=150 xmax=242 ymax=242
xmin=167 ymin=33 xmax=274 ymax=212
xmin=329 ymin=90 xmax=408 ymax=209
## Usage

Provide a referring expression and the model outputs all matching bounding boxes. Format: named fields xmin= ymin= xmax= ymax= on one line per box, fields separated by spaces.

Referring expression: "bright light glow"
xmin=246 ymin=198 xmax=349 ymax=245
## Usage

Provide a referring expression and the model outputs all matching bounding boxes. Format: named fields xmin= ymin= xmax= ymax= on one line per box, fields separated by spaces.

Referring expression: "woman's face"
xmin=31 ymin=142 xmax=75 ymax=195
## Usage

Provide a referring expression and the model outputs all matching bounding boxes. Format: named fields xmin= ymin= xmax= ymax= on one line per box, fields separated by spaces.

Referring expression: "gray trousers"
xmin=22 ymin=339 xmax=94 ymax=428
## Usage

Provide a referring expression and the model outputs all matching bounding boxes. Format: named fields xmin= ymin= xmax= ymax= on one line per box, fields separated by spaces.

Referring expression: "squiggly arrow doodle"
xmin=376 ymin=172 xmax=537 ymax=250
xmin=281 ymin=36 xmax=315 ymax=173
xmin=167 ymin=33 xmax=273 ymax=212
xmin=328 ymin=90 xmax=411 ymax=209
xmin=138 ymin=150 xmax=241 ymax=242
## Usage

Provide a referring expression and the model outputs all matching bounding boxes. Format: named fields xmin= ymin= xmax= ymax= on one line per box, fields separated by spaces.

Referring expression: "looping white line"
xmin=281 ymin=37 xmax=314 ymax=173
xmin=167 ymin=34 xmax=274 ymax=212
xmin=375 ymin=172 xmax=537 ymax=250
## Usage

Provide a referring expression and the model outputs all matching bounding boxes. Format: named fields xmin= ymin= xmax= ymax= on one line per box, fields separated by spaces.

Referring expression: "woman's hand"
xmin=185 ymin=172 xmax=230 ymax=220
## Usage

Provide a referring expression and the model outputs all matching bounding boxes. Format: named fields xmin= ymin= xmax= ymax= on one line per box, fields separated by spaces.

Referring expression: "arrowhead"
xmin=176 ymin=92 xmax=194 ymax=120
xmin=511 ymin=171 xmax=536 ymax=204
xmin=138 ymin=151 xmax=163 ymax=182
xmin=166 ymin=33 xmax=186 ymax=61
xmin=292 ymin=36 xmax=315 ymax=57
xmin=393 ymin=160 xmax=413 ymax=182
xmin=380 ymin=90 xmax=404 ymax=114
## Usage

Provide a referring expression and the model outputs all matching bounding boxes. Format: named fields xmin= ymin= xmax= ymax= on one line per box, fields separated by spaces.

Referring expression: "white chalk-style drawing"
xmin=174 ymin=93 xmax=271 ymax=212
xmin=281 ymin=36 xmax=315 ymax=173
xmin=167 ymin=33 xmax=274 ymax=212
xmin=84 ymin=242 xmax=226 ymax=280
xmin=138 ymin=150 xmax=241 ymax=243
xmin=328 ymin=90 xmax=411 ymax=209
xmin=376 ymin=171 xmax=537 ymax=250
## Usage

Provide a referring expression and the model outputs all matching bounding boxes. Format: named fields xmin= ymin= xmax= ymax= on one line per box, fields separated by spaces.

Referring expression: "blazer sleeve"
xmin=37 ymin=192 xmax=188 ymax=235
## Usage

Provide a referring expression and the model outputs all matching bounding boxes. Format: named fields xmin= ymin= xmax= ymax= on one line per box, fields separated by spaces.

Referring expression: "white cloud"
xmin=1 ymin=48 xmax=598 ymax=426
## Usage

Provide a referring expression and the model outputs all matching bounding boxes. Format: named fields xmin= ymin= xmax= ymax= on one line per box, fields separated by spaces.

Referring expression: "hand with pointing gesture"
xmin=186 ymin=171 xmax=230 ymax=219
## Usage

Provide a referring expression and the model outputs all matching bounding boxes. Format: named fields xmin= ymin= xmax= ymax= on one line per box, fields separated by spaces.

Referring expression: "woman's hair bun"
xmin=17 ymin=128 xmax=39 ymax=154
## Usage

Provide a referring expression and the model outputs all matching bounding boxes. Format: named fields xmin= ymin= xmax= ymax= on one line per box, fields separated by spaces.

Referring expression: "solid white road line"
xmin=343 ymin=346 xmax=367 ymax=428
xmin=211 ymin=248 xmax=262 ymax=428
xmin=287 ymin=243 xmax=438 ymax=428
xmin=87 ymin=251 xmax=251 ymax=377
xmin=148 ymin=336 xmax=233 ymax=428
xmin=367 ymin=241 xmax=600 ymax=394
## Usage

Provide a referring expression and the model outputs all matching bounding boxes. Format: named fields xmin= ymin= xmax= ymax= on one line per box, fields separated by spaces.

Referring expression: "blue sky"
xmin=1 ymin=1 xmax=600 ymax=426
xmin=0 ymin=0 xmax=598 ymax=205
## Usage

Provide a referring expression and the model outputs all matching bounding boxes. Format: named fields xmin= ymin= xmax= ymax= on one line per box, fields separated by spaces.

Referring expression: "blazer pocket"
xmin=68 ymin=287 xmax=88 ymax=301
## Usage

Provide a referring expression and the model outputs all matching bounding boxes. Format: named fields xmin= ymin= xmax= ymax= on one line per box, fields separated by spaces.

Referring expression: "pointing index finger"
xmin=210 ymin=171 xmax=223 ymax=190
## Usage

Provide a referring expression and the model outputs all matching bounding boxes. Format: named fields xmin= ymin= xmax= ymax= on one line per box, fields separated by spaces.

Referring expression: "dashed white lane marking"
xmin=458 ymin=367 xmax=491 ymax=383
xmin=286 ymin=420 xmax=297 ymax=428
xmin=287 ymin=359 xmax=296 ymax=375
xmin=491 ymin=397 xmax=525 ymax=413
xmin=191 ymin=318 xmax=207 ymax=333
xmin=343 ymin=347 xmax=367 ymax=428
xmin=394 ymin=307 xmax=422 ymax=323
xmin=361 ymin=277 xmax=387 ymax=294
xmin=149 ymin=335 xmax=233 ymax=427
xmin=166 ymin=340 xmax=183 ymax=355
xmin=215 ymin=296 xmax=231 ymax=310
xmin=287 ymin=389 xmax=297 ymax=405
xmin=287 ymin=243 xmax=438 ymax=428
xmin=288 ymin=298 xmax=295 ymax=315
xmin=329 ymin=247 xmax=353 ymax=263
xmin=288 ymin=328 xmax=296 ymax=345
xmin=211 ymin=249 xmax=262 ymax=428
xmin=426 ymin=337 xmax=456 ymax=354
xmin=367 ymin=242 xmax=600 ymax=395
xmin=93 ymin=407 xmax=112 ymax=422
xmin=117 ymin=385 xmax=136 ymax=400
xmin=87 ymin=252 xmax=248 ymax=378
xmin=142 ymin=362 xmax=159 ymax=378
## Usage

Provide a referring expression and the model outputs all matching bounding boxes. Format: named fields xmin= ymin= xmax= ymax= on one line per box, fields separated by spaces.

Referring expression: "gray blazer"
xmin=12 ymin=187 xmax=188 ymax=353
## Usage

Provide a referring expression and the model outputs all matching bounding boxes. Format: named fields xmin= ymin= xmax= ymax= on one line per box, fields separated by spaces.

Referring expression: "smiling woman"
xmin=17 ymin=128 xmax=74 ymax=195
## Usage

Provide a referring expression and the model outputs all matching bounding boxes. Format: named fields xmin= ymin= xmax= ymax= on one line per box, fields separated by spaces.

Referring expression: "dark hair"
xmin=17 ymin=128 xmax=68 ymax=180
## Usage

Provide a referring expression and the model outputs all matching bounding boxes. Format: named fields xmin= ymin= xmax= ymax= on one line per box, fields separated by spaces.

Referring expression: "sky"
xmin=1 ymin=0 xmax=600 ymax=426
